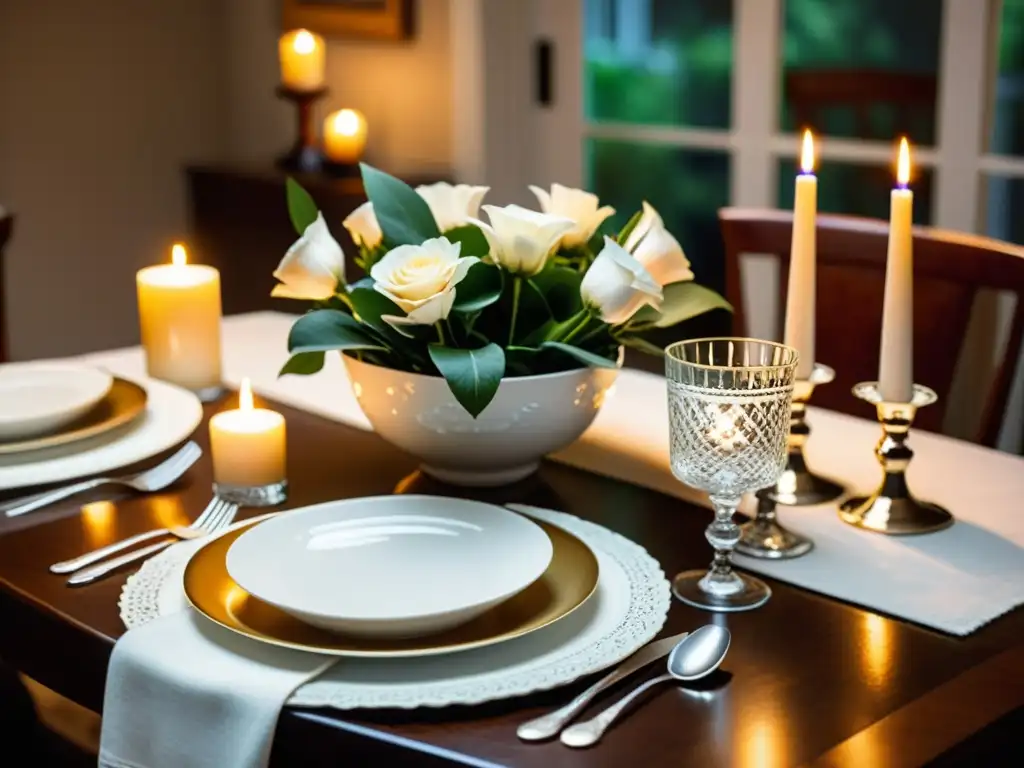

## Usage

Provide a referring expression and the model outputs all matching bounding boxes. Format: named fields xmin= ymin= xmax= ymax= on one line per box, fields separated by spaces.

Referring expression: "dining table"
xmin=1 ymin=314 xmax=1023 ymax=767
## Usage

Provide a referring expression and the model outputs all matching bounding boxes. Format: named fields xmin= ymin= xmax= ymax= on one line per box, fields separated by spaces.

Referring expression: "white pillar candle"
xmin=279 ymin=29 xmax=325 ymax=92
xmin=136 ymin=244 xmax=222 ymax=393
xmin=784 ymin=129 xmax=817 ymax=379
xmin=323 ymin=108 xmax=368 ymax=164
xmin=209 ymin=378 xmax=287 ymax=488
xmin=878 ymin=137 xmax=915 ymax=403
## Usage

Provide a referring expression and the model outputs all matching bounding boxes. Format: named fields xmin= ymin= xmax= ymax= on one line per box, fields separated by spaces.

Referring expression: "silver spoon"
xmin=560 ymin=624 xmax=731 ymax=748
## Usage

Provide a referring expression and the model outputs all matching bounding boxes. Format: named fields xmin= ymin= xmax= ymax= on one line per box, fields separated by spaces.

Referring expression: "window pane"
xmin=991 ymin=0 xmax=1024 ymax=156
xmin=780 ymin=0 xmax=942 ymax=145
xmin=986 ymin=176 xmax=1024 ymax=243
xmin=586 ymin=139 xmax=730 ymax=290
xmin=776 ymin=159 xmax=934 ymax=226
xmin=584 ymin=0 xmax=732 ymax=129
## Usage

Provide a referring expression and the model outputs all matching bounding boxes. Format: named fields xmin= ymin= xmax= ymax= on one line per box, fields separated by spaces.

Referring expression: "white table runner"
xmin=78 ymin=311 xmax=1024 ymax=635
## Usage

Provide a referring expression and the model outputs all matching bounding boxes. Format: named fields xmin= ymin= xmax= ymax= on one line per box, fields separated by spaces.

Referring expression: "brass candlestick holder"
xmin=838 ymin=382 xmax=953 ymax=535
xmin=737 ymin=363 xmax=844 ymax=560
xmin=276 ymin=85 xmax=328 ymax=173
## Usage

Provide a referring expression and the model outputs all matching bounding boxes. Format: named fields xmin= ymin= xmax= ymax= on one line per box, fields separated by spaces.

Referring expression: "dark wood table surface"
xmin=1 ymin=397 xmax=1022 ymax=767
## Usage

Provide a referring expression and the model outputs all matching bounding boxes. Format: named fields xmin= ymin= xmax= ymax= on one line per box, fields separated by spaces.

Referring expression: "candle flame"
xmin=896 ymin=137 xmax=911 ymax=186
xmin=239 ymin=377 xmax=254 ymax=412
xmin=171 ymin=243 xmax=187 ymax=266
xmin=293 ymin=29 xmax=316 ymax=54
xmin=333 ymin=108 xmax=362 ymax=137
xmin=800 ymin=129 xmax=815 ymax=173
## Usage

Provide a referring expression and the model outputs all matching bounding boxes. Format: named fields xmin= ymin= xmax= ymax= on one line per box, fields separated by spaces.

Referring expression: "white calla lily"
xmin=342 ymin=201 xmax=383 ymax=249
xmin=370 ymin=237 xmax=477 ymax=328
xmin=271 ymin=212 xmax=345 ymax=300
xmin=469 ymin=204 xmax=575 ymax=277
xmin=528 ymin=183 xmax=615 ymax=248
xmin=415 ymin=182 xmax=490 ymax=232
xmin=624 ymin=201 xmax=694 ymax=285
xmin=581 ymin=237 xmax=663 ymax=325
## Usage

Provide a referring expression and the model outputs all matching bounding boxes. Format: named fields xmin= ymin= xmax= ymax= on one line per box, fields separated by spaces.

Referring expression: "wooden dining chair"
xmin=0 ymin=212 xmax=12 ymax=363
xmin=720 ymin=208 xmax=1024 ymax=447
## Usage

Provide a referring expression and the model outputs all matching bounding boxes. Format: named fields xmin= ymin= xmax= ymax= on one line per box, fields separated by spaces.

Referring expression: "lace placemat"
xmin=120 ymin=505 xmax=671 ymax=710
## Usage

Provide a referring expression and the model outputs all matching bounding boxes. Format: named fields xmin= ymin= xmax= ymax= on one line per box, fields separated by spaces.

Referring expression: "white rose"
xmin=415 ymin=182 xmax=490 ymax=232
xmin=528 ymin=183 xmax=615 ymax=248
xmin=624 ymin=201 xmax=693 ymax=285
xmin=271 ymin=212 xmax=345 ymax=300
xmin=370 ymin=237 xmax=478 ymax=327
xmin=342 ymin=201 xmax=382 ymax=249
xmin=581 ymin=237 xmax=663 ymax=325
xmin=469 ymin=204 xmax=575 ymax=277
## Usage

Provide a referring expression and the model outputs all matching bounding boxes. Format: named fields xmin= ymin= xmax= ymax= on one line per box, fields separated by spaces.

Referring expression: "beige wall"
xmin=223 ymin=0 xmax=452 ymax=176
xmin=0 ymin=0 xmax=228 ymax=359
xmin=0 ymin=0 xmax=453 ymax=359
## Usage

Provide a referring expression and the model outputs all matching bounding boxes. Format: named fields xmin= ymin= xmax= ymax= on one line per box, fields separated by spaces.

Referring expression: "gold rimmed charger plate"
xmin=184 ymin=515 xmax=599 ymax=658
xmin=0 ymin=378 xmax=147 ymax=455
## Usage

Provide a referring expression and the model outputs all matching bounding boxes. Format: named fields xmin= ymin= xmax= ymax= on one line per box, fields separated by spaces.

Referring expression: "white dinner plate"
xmin=225 ymin=496 xmax=555 ymax=639
xmin=0 ymin=363 xmax=113 ymax=440
xmin=0 ymin=376 xmax=203 ymax=490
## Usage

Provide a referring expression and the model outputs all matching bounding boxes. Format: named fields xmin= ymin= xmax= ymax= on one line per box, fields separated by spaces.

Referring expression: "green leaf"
xmin=285 ymin=178 xmax=319 ymax=235
xmin=631 ymin=282 xmax=733 ymax=328
xmin=428 ymin=343 xmax=506 ymax=418
xmin=540 ymin=341 xmax=619 ymax=369
xmin=348 ymin=286 xmax=403 ymax=330
xmin=360 ymin=164 xmax=440 ymax=246
xmin=584 ymin=217 xmax=619 ymax=257
xmin=279 ymin=351 xmax=325 ymax=376
xmin=347 ymin=276 xmax=375 ymax=291
xmin=530 ymin=266 xmax=584 ymax=321
xmin=615 ymin=209 xmax=644 ymax=248
xmin=444 ymin=225 xmax=491 ymax=258
xmin=453 ymin=262 xmax=503 ymax=313
xmin=619 ymin=335 xmax=665 ymax=357
xmin=288 ymin=309 xmax=387 ymax=354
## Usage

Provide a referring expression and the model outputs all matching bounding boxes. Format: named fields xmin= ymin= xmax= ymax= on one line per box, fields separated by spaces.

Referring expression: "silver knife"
xmin=516 ymin=631 xmax=689 ymax=741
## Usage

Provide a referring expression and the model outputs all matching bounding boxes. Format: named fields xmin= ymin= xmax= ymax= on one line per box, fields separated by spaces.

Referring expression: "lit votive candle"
xmin=136 ymin=244 xmax=223 ymax=399
xmin=323 ymin=108 xmax=368 ymax=164
xmin=279 ymin=29 xmax=325 ymax=92
xmin=209 ymin=378 xmax=288 ymax=507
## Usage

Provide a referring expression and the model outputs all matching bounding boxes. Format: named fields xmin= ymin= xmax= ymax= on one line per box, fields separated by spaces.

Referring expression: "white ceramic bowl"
xmin=343 ymin=354 xmax=620 ymax=486
xmin=225 ymin=495 xmax=554 ymax=639
xmin=0 ymin=363 xmax=113 ymax=440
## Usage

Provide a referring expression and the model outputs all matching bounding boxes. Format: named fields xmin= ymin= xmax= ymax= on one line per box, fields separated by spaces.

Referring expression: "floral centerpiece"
xmin=272 ymin=165 xmax=729 ymax=485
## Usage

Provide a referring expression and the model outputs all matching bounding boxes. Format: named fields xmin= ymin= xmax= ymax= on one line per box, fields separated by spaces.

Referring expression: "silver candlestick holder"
xmin=737 ymin=362 xmax=845 ymax=559
xmin=838 ymin=382 xmax=953 ymax=535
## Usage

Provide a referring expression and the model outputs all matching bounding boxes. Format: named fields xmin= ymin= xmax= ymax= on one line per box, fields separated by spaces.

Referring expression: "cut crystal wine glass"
xmin=665 ymin=338 xmax=798 ymax=612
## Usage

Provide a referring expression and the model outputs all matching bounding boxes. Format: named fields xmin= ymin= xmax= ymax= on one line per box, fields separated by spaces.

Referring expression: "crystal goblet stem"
xmin=673 ymin=493 xmax=772 ymax=611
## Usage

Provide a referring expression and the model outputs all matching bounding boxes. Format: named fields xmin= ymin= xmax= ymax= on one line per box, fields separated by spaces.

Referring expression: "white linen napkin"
xmin=79 ymin=312 xmax=1024 ymax=636
xmin=100 ymin=610 xmax=333 ymax=768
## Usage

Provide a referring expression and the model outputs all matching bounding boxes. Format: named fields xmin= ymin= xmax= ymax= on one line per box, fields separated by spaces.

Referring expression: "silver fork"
xmin=65 ymin=498 xmax=239 ymax=586
xmin=51 ymin=494 xmax=231 ymax=574
xmin=3 ymin=442 xmax=202 ymax=519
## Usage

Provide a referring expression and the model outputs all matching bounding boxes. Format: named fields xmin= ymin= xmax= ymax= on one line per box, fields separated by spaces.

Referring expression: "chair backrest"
xmin=720 ymin=207 xmax=1024 ymax=446
xmin=0 ymin=214 xmax=10 ymax=363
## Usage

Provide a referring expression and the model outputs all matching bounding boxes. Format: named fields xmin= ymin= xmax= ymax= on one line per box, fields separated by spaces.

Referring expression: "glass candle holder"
xmin=665 ymin=338 xmax=798 ymax=612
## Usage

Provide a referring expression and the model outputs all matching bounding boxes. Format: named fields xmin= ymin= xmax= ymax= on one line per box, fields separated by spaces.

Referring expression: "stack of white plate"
xmin=185 ymin=495 xmax=603 ymax=658
xmin=0 ymin=362 xmax=203 ymax=491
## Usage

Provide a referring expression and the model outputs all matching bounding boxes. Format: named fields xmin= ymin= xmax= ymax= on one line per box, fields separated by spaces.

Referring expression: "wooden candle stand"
xmin=275 ymin=85 xmax=328 ymax=173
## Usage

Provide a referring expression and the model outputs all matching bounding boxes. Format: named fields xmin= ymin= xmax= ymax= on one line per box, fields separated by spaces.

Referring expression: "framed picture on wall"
xmin=282 ymin=0 xmax=414 ymax=41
